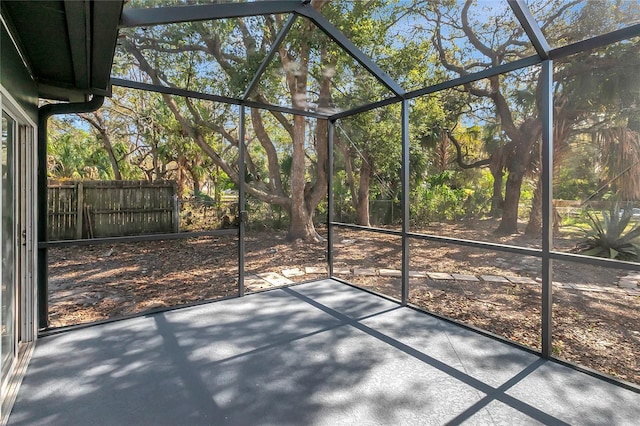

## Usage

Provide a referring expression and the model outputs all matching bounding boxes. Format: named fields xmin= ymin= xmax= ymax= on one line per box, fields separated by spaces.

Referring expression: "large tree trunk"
xmin=494 ymin=112 xmax=541 ymax=235
xmin=284 ymin=32 xmax=330 ymax=242
xmin=285 ymin=117 xmax=328 ymax=242
xmin=287 ymin=201 xmax=320 ymax=242
xmin=488 ymin=145 xmax=505 ymax=217
xmin=495 ymin=137 xmax=534 ymax=235
xmin=490 ymin=165 xmax=504 ymax=217
xmin=335 ymin=143 xmax=372 ymax=227
xmin=495 ymin=169 xmax=525 ymax=234
xmin=288 ymin=114 xmax=314 ymax=241
xmin=335 ymin=136 xmax=359 ymax=223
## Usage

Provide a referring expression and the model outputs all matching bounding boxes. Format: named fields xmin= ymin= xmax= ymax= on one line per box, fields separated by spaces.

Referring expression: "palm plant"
xmin=580 ymin=202 xmax=640 ymax=260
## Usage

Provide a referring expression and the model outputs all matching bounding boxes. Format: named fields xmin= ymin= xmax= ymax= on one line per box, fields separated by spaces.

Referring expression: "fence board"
xmin=47 ymin=180 xmax=178 ymax=240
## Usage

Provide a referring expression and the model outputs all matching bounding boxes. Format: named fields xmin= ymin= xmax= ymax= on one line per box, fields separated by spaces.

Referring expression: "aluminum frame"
xmin=120 ymin=0 xmax=302 ymax=27
xmin=111 ymin=78 xmax=331 ymax=120
xmin=327 ymin=120 xmax=335 ymax=277
xmin=37 ymin=95 xmax=105 ymax=330
xmin=238 ymin=106 xmax=247 ymax=297
xmin=38 ymin=230 xmax=237 ymax=248
xmin=400 ymin=100 xmax=410 ymax=305
xmin=549 ymin=23 xmax=640 ymax=59
xmin=540 ymin=60 xmax=553 ymax=358
xmin=39 ymin=0 xmax=640 ymax=391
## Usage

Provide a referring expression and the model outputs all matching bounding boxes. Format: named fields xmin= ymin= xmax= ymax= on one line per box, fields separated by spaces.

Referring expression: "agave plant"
xmin=580 ymin=202 xmax=640 ymax=260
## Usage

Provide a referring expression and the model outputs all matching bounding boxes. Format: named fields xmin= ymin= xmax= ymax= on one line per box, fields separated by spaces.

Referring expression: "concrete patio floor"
xmin=8 ymin=279 xmax=640 ymax=425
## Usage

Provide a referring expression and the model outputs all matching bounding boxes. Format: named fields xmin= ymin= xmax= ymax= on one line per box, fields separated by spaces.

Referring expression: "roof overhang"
xmin=1 ymin=0 xmax=124 ymax=102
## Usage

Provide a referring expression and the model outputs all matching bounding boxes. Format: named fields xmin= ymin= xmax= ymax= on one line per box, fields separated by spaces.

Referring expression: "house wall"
xmin=1 ymin=24 xmax=38 ymax=122
xmin=1 ymin=20 xmax=39 ymax=423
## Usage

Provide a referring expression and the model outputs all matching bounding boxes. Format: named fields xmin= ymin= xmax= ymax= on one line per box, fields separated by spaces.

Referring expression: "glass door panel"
xmin=1 ymin=112 xmax=16 ymax=382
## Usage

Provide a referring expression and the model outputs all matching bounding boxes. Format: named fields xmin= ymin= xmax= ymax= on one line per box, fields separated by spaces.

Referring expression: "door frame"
xmin=0 ymin=85 xmax=37 ymax=399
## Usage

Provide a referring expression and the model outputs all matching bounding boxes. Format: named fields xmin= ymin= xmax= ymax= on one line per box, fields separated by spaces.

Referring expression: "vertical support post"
xmin=75 ymin=181 xmax=84 ymax=239
xmin=238 ymin=105 xmax=246 ymax=297
xmin=327 ymin=119 xmax=335 ymax=277
xmin=541 ymin=60 xmax=554 ymax=358
xmin=401 ymin=100 xmax=410 ymax=306
xmin=37 ymin=96 xmax=103 ymax=331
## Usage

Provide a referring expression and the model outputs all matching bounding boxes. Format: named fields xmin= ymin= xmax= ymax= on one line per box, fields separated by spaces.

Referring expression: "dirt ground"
xmin=47 ymin=220 xmax=640 ymax=385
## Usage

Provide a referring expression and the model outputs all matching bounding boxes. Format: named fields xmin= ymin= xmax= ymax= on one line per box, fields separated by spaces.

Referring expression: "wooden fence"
xmin=48 ymin=180 xmax=178 ymax=241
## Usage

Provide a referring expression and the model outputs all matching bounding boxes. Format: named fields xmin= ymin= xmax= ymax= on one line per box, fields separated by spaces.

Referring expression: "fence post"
xmin=76 ymin=181 xmax=84 ymax=239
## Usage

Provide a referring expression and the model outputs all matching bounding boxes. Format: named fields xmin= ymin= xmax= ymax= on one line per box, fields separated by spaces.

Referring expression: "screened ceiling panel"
xmin=318 ymin=0 xmax=536 ymax=92
xmin=525 ymin=0 xmax=640 ymax=49
xmin=113 ymin=14 xmax=290 ymax=98
xmin=247 ymin=17 xmax=395 ymax=114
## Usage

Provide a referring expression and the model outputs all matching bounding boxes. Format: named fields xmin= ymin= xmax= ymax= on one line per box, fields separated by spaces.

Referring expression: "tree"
xmin=421 ymin=0 xmax=543 ymax=233
xmin=554 ymin=41 xmax=640 ymax=202
xmin=118 ymin=0 xmax=406 ymax=241
xmin=335 ymin=105 xmax=402 ymax=226
xmin=411 ymin=0 xmax=640 ymax=234
xmin=48 ymin=118 xmax=114 ymax=180
xmin=331 ymin=1 xmax=451 ymax=227
xmin=77 ymin=111 xmax=123 ymax=180
xmin=111 ymin=0 xmax=639 ymax=237
xmin=119 ymin=6 xmax=313 ymax=240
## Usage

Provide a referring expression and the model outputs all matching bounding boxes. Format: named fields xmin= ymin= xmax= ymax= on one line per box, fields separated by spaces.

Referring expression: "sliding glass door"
xmin=1 ymin=111 xmax=16 ymax=383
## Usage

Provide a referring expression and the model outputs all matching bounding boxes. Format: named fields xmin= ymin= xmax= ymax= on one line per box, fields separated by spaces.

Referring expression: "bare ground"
xmin=47 ymin=220 xmax=640 ymax=385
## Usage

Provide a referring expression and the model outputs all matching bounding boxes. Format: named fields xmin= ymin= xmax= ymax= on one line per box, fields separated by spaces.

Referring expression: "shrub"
xmin=578 ymin=202 xmax=640 ymax=260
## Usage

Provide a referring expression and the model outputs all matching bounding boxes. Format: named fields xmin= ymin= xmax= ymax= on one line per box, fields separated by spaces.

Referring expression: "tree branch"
xmin=448 ymin=130 xmax=491 ymax=169
xmin=460 ymin=0 xmax=497 ymax=62
xmin=250 ymin=107 xmax=286 ymax=196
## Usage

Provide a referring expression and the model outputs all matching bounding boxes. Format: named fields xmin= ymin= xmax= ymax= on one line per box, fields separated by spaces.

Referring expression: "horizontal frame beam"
xmin=331 ymin=222 xmax=403 ymax=237
xmin=38 ymin=230 xmax=237 ymax=248
xmin=549 ymin=23 xmax=640 ymax=60
xmin=120 ymin=0 xmax=302 ymax=28
xmin=111 ymin=78 xmax=331 ymax=119
xmin=332 ymin=56 xmax=541 ymax=120
xmin=549 ymin=251 xmax=640 ymax=272
xmin=405 ymin=55 xmax=542 ymax=100
xmin=407 ymin=231 xmax=543 ymax=258
xmin=112 ymin=77 xmax=242 ymax=104
xmin=332 ymin=222 xmax=543 ymax=259
xmin=332 ymin=223 xmax=640 ymax=272
xmin=330 ymin=96 xmax=402 ymax=121
xmin=331 ymin=222 xmax=640 ymax=271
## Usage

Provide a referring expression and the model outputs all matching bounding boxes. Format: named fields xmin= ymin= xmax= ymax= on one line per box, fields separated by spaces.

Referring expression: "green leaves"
xmin=580 ymin=201 xmax=640 ymax=260
xmin=48 ymin=126 xmax=115 ymax=180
